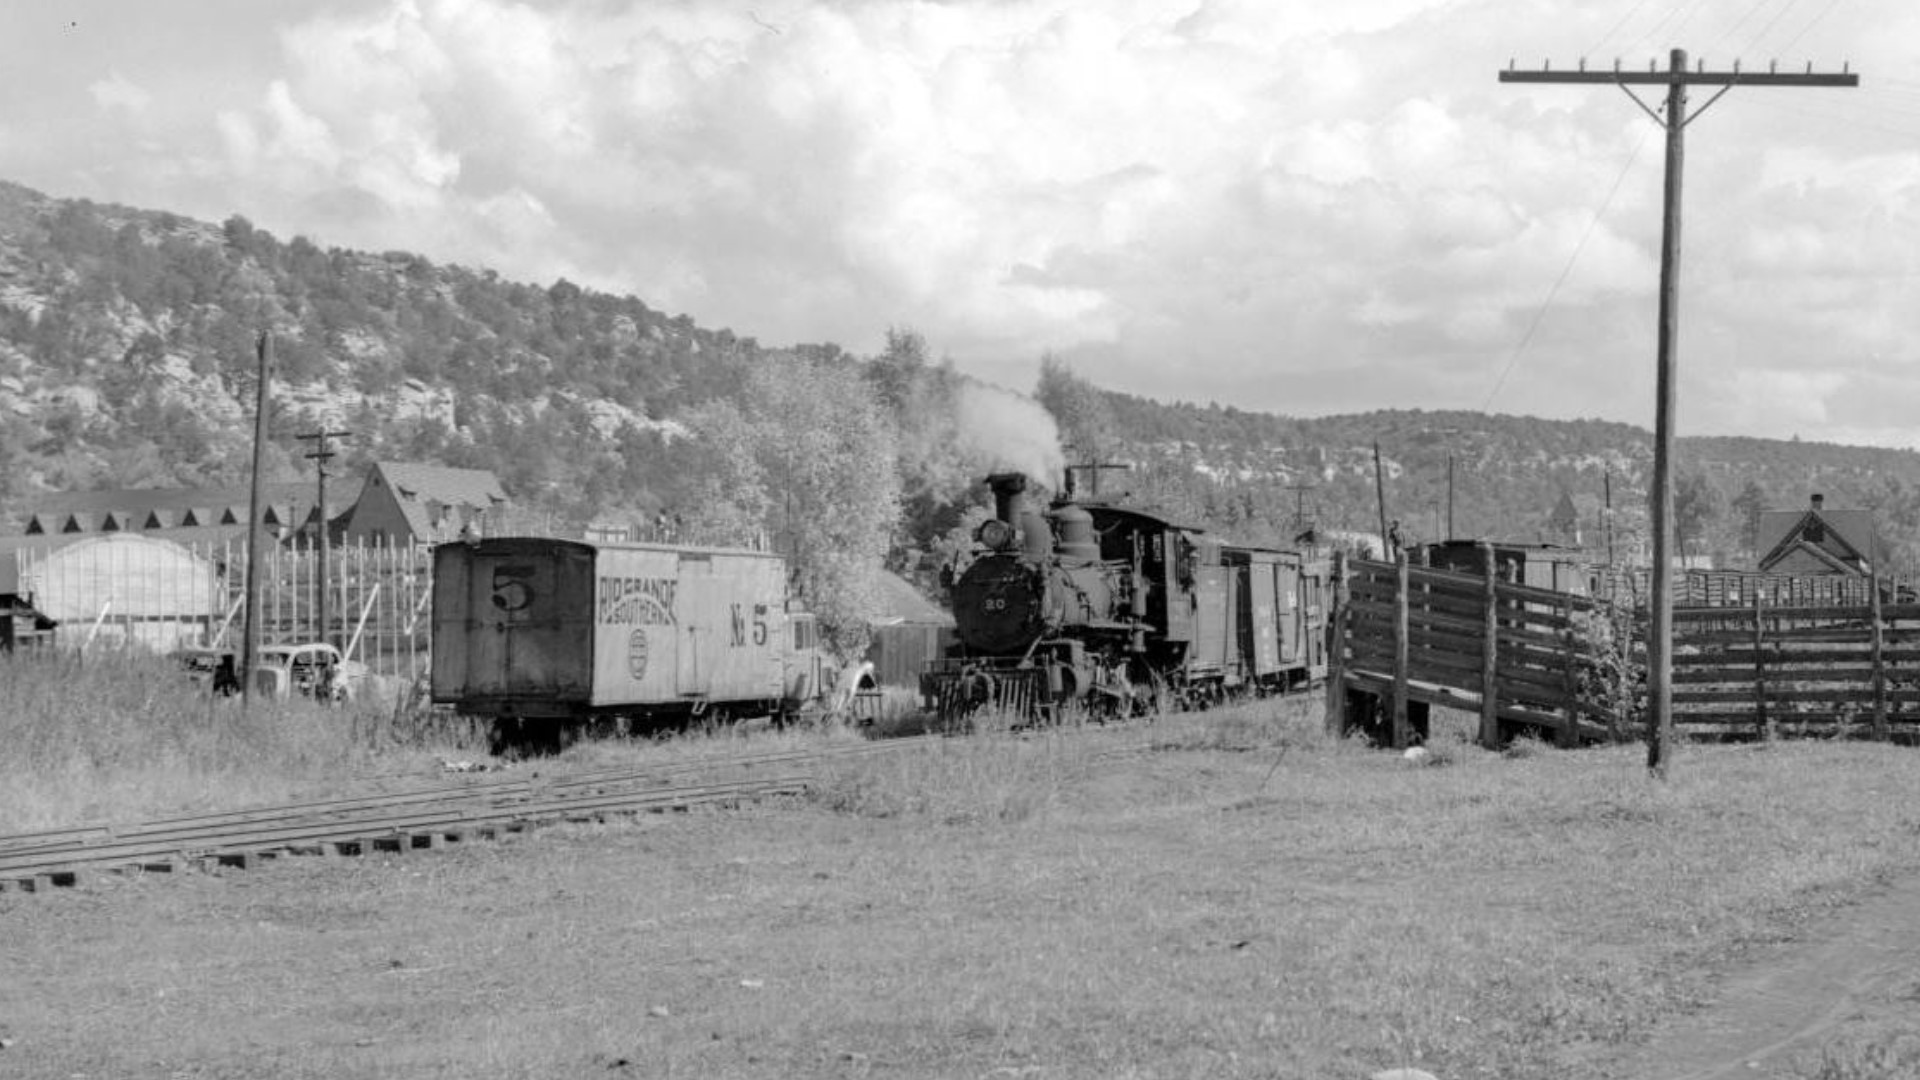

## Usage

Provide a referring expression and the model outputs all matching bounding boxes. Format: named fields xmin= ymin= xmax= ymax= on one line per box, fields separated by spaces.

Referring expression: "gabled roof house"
xmin=1756 ymin=493 xmax=1878 ymax=576
xmin=338 ymin=462 xmax=509 ymax=546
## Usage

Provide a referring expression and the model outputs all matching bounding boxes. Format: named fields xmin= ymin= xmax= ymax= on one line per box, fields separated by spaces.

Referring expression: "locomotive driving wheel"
xmin=1125 ymin=662 xmax=1170 ymax=718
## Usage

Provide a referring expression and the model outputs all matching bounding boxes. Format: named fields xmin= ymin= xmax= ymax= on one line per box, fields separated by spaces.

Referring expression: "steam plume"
xmin=952 ymin=382 xmax=1065 ymax=486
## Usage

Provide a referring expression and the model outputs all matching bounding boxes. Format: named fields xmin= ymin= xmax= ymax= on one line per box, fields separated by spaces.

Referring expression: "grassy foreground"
xmin=4 ymin=656 xmax=1920 ymax=1078
xmin=0 ymin=647 xmax=484 ymax=833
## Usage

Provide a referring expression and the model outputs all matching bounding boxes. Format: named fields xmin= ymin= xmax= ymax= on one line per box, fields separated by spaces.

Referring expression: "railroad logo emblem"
xmin=627 ymin=629 xmax=650 ymax=681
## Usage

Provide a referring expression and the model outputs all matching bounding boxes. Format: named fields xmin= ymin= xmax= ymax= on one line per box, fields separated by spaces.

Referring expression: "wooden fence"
xmin=1328 ymin=549 xmax=1625 ymax=749
xmin=235 ymin=539 xmax=434 ymax=680
xmin=1672 ymin=599 xmax=1920 ymax=741
xmin=16 ymin=538 xmax=432 ymax=679
xmin=1596 ymin=567 xmax=1900 ymax=608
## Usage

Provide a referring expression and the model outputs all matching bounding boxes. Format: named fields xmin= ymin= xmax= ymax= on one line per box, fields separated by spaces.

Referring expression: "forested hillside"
xmin=6 ymin=177 xmax=1920 ymax=636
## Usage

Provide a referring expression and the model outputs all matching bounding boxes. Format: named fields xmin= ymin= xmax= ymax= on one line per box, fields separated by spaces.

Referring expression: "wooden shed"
xmin=864 ymin=571 xmax=954 ymax=688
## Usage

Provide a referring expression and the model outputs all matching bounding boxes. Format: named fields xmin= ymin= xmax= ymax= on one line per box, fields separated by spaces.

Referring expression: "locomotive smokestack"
xmin=988 ymin=472 xmax=1028 ymax=525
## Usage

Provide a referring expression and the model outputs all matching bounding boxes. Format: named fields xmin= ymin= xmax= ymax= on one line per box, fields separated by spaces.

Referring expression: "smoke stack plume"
xmin=953 ymin=383 xmax=1065 ymax=487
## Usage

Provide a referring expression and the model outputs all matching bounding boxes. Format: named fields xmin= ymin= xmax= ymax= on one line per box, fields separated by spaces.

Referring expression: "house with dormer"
xmin=1755 ymin=494 xmax=1878 ymax=576
xmin=336 ymin=462 xmax=509 ymax=546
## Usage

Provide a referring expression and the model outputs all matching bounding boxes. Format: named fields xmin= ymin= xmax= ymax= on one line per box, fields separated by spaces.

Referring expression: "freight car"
xmin=431 ymin=537 xmax=841 ymax=748
xmin=921 ymin=473 xmax=1331 ymax=721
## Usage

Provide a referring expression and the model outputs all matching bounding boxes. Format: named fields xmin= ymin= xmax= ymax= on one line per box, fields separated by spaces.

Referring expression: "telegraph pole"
xmin=240 ymin=332 xmax=272 ymax=708
xmin=296 ymin=428 xmax=351 ymax=649
xmin=1501 ymin=49 xmax=1857 ymax=778
xmin=1285 ymin=482 xmax=1316 ymax=535
xmin=1372 ymin=441 xmax=1391 ymax=559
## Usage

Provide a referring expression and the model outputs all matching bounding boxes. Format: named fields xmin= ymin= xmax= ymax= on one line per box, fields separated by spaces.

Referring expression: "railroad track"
xmin=0 ymin=736 xmax=931 ymax=895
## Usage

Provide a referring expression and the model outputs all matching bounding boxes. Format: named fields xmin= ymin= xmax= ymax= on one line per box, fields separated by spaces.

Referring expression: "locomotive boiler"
xmin=922 ymin=473 xmax=1332 ymax=720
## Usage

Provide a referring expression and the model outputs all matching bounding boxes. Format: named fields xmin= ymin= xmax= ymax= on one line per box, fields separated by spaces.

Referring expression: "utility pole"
xmin=296 ymin=428 xmax=351 ymax=649
xmin=1372 ymin=441 xmax=1391 ymax=560
xmin=1285 ymin=482 xmax=1316 ymax=536
xmin=1604 ymin=469 xmax=1616 ymax=568
xmin=1446 ymin=454 xmax=1455 ymax=541
xmin=240 ymin=332 xmax=272 ymax=708
xmin=1501 ymin=49 xmax=1857 ymax=778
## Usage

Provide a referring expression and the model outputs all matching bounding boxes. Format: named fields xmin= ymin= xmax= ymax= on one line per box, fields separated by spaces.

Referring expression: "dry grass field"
xmin=4 ymin=649 xmax=1920 ymax=1078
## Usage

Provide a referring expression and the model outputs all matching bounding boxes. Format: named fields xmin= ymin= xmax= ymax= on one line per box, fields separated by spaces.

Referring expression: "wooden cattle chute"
xmin=1327 ymin=548 xmax=1623 ymax=748
xmin=1671 ymin=599 xmax=1920 ymax=741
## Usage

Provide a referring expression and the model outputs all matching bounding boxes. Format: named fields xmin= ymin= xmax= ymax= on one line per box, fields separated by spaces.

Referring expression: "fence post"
xmin=1323 ymin=551 xmax=1348 ymax=739
xmin=1392 ymin=550 xmax=1411 ymax=749
xmin=1479 ymin=543 xmax=1500 ymax=748
xmin=1558 ymin=595 xmax=1578 ymax=747
xmin=1871 ymin=571 xmax=1888 ymax=741
xmin=1753 ymin=593 xmax=1771 ymax=741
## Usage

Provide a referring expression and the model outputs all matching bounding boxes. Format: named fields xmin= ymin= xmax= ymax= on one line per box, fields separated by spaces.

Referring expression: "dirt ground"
xmin=1600 ymin=873 xmax=1920 ymax=1080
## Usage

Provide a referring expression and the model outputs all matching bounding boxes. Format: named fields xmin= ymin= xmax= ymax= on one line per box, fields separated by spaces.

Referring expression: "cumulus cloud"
xmin=87 ymin=72 xmax=150 ymax=115
xmin=3 ymin=0 xmax=1914 ymax=445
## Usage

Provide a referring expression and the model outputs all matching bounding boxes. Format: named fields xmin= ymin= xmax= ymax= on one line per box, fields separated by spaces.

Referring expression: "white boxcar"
xmin=432 ymin=537 xmax=830 ymax=725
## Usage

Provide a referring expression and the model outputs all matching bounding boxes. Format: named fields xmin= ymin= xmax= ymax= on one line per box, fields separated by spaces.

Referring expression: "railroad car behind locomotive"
xmin=922 ymin=473 xmax=1331 ymax=719
xmin=432 ymin=537 xmax=838 ymax=744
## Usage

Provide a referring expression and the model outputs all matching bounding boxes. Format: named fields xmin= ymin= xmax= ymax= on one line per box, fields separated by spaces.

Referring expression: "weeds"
xmin=0 ymin=647 xmax=483 ymax=832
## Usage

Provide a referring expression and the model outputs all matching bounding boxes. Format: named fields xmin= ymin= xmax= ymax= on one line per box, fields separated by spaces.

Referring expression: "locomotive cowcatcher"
xmin=921 ymin=473 xmax=1331 ymax=721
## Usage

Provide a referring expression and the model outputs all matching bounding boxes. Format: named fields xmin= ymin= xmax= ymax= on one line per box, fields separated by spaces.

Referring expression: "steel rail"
xmin=0 ymin=734 xmax=944 ymax=892
xmin=0 ymin=721 xmax=1185 ymax=894
xmin=0 ymin=774 xmax=813 ymax=888
xmin=0 ymin=735 xmax=929 ymax=857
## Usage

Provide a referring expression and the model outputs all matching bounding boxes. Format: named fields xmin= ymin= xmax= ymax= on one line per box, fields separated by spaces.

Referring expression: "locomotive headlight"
xmin=976 ymin=518 xmax=1017 ymax=552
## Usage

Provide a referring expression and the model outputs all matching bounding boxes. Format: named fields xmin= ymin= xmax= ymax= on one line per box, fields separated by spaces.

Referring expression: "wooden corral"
xmin=1671 ymin=599 xmax=1920 ymax=742
xmin=1328 ymin=548 xmax=1624 ymax=749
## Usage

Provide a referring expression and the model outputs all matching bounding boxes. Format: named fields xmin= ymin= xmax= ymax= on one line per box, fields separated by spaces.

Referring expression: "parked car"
xmin=252 ymin=642 xmax=369 ymax=704
xmin=173 ymin=645 xmax=241 ymax=695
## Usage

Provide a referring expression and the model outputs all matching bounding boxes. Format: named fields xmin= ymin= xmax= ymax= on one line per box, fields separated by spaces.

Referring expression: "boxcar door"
xmin=432 ymin=540 xmax=594 ymax=708
xmin=1301 ymin=564 xmax=1328 ymax=677
xmin=1247 ymin=559 xmax=1282 ymax=676
xmin=675 ymin=553 xmax=715 ymax=698
xmin=1274 ymin=560 xmax=1300 ymax=666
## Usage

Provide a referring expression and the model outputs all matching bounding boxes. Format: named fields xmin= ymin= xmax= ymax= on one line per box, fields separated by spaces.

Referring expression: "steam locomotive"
xmin=921 ymin=473 xmax=1333 ymax=720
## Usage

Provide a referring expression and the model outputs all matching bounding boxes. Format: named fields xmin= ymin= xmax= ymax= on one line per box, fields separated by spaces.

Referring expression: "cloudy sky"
xmin=4 ymin=0 xmax=1916 ymax=446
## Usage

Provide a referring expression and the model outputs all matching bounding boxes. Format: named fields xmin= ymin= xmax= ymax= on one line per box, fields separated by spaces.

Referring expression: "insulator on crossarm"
xmin=1733 ymin=58 xmax=1741 ymax=73
xmin=1769 ymin=59 xmax=1778 ymax=74
xmin=1614 ymin=58 xmax=1622 ymax=72
xmin=1579 ymin=57 xmax=1587 ymax=71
